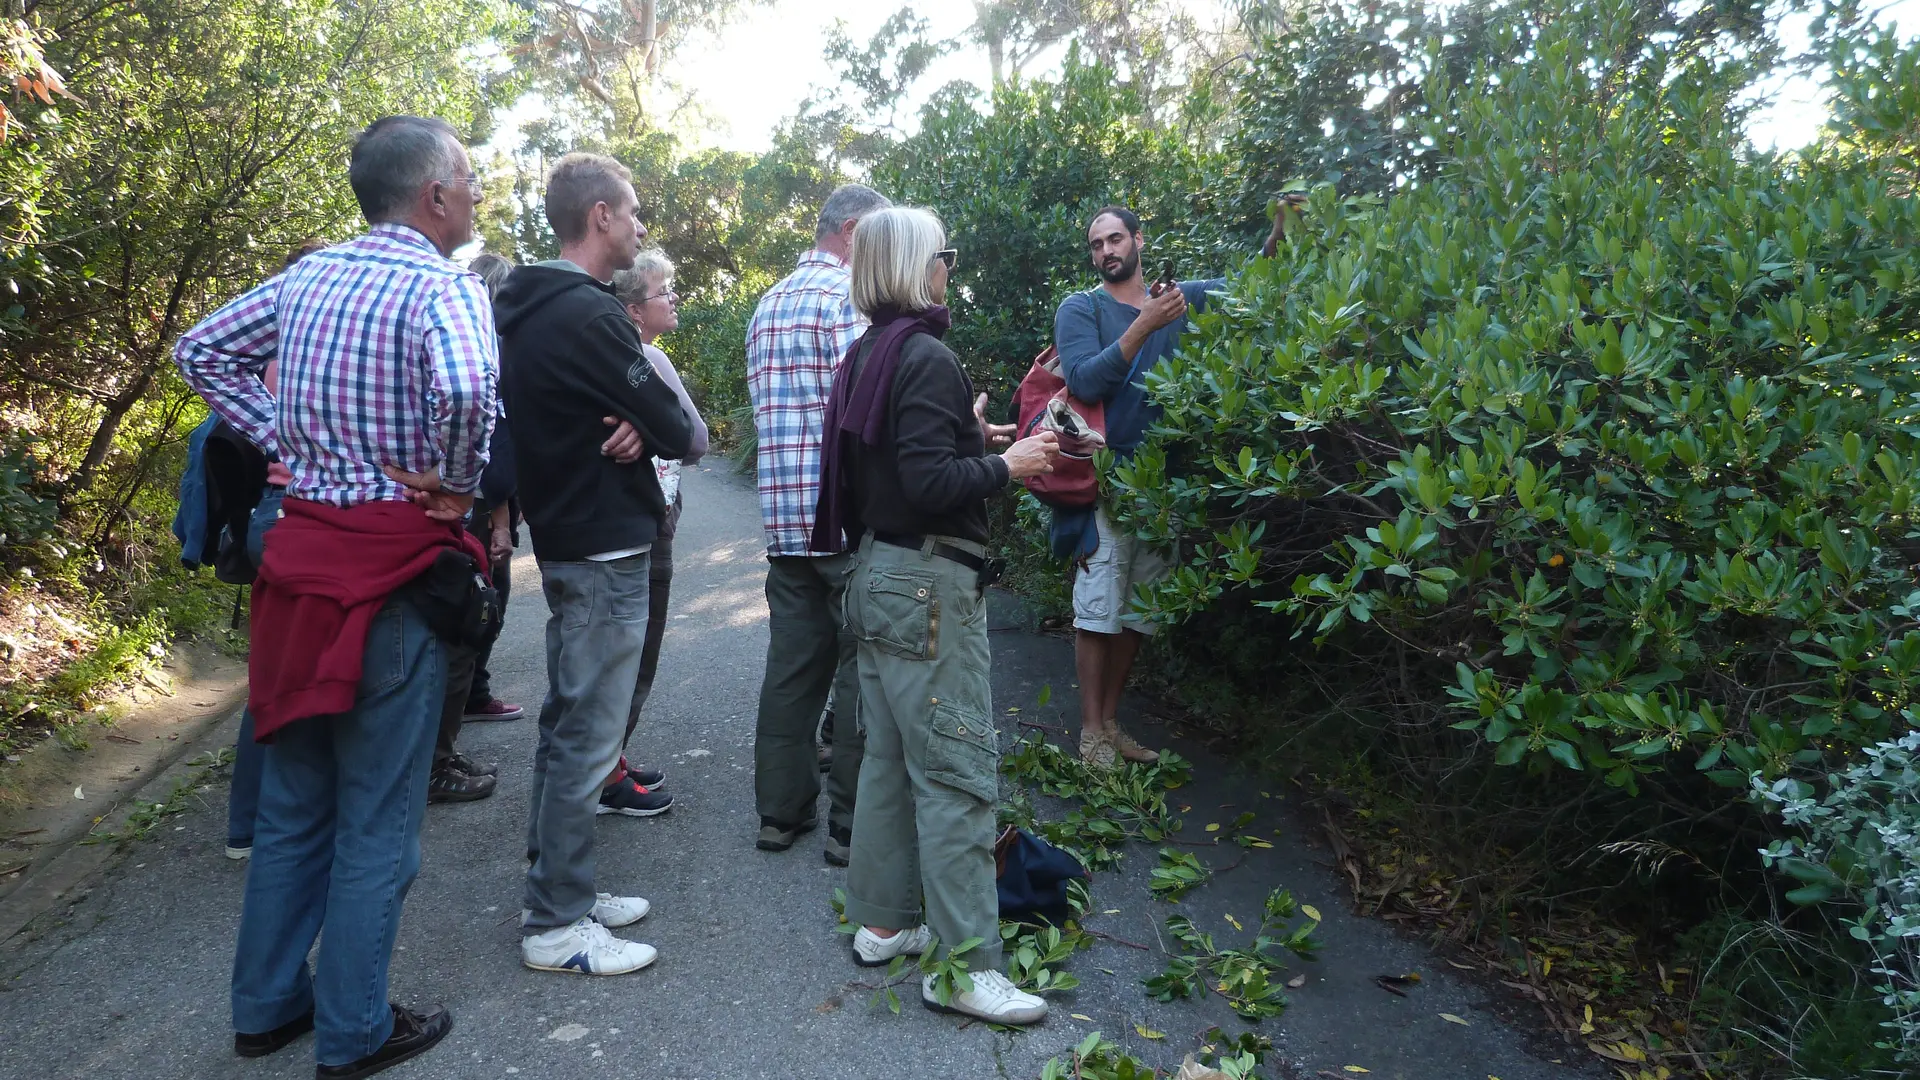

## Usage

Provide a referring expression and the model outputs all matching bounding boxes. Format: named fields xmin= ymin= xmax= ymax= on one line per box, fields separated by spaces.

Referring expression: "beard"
xmin=1096 ymin=244 xmax=1140 ymax=284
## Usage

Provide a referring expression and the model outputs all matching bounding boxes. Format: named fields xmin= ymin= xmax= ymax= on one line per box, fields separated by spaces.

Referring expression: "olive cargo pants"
xmin=841 ymin=533 xmax=1003 ymax=969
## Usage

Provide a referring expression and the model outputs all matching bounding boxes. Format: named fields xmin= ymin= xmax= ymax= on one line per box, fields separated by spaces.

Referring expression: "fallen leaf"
xmin=1446 ymin=959 xmax=1476 ymax=970
xmin=1005 ymin=707 xmax=1021 ymax=713
xmin=1205 ymin=823 xmax=1221 ymax=832
xmin=1287 ymin=973 xmax=1308 ymax=988
xmin=547 ymin=1023 xmax=589 ymax=1042
xmin=1343 ymin=1067 xmax=1371 ymax=1074
xmin=1071 ymin=1013 xmax=1094 ymax=1022
xmin=1102 ymin=908 xmax=1121 ymax=915
xmin=1440 ymin=1013 xmax=1470 ymax=1026
xmin=1374 ymin=973 xmax=1421 ymax=996
xmin=1179 ymin=805 xmax=1192 ymax=813
xmin=73 ymin=786 xmax=83 ymax=800
xmin=1302 ymin=904 xmax=1322 ymax=922
xmin=1134 ymin=1023 xmax=1165 ymax=1040
xmin=1224 ymin=913 xmax=1243 ymax=930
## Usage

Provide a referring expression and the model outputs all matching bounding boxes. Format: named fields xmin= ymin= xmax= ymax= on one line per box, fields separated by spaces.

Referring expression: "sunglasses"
xmin=933 ymin=249 xmax=959 ymax=271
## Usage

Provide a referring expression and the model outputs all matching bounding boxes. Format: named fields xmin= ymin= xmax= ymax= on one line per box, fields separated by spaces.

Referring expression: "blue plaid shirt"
xmin=746 ymin=250 xmax=864 ymax=555
xmin=174 ymin=223 xmax=498 ymax=508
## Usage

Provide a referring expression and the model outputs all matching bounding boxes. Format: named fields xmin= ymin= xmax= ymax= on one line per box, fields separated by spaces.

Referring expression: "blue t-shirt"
xmin=1052 ymin=278 xmax=1223 ymax=455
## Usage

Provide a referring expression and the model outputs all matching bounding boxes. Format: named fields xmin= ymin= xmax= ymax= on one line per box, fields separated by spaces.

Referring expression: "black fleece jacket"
xmin=847 ymin=332 xmax=1009 ymax=546
xmin=493 ymin=263 xmax=693 ymax=561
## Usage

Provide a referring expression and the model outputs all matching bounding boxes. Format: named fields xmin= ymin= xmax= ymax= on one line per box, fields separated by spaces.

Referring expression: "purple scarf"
xmin=810 ymin=304 xmax=952 ymax=553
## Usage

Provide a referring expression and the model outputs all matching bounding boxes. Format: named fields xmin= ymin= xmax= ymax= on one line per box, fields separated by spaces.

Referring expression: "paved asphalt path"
xmin=0 ymin=464 xmax=1597 ymax=1080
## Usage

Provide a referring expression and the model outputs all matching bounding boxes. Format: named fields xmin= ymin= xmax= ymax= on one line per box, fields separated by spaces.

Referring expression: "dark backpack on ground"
xmin=996 ymin=827 xmax=1090 ymax=926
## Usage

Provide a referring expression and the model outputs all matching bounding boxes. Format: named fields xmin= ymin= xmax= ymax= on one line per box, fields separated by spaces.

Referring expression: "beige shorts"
xmin=1071 ymin=508 xmax=1171 ymax=636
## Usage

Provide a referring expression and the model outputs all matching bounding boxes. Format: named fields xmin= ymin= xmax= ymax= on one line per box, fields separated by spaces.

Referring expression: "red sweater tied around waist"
xmin=248 ymin=498 xmax=487 ymax=740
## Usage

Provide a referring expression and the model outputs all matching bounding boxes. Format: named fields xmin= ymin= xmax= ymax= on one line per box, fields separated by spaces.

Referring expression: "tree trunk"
xmin=64 ymin=358 xmax=159 ymax=500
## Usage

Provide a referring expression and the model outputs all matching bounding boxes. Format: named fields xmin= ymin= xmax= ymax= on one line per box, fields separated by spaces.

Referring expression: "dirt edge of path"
xmin=0 ymin=640 xmax=248 ymax=942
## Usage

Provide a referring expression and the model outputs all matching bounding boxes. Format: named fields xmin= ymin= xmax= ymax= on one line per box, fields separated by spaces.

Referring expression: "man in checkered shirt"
xmin=746 ymin=183 xmax=890 ymax=864
xmin=175 ymin=115 xmax=491 ymax=1076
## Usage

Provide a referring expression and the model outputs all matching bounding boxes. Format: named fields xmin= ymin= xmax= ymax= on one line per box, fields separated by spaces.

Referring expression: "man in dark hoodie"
xmin=493 ymin=151 xmax=694 ymax=977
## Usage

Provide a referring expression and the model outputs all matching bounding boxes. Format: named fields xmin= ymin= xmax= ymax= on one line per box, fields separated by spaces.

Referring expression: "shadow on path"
xmin=0 ymin=465 xmax=1595 ymax=1080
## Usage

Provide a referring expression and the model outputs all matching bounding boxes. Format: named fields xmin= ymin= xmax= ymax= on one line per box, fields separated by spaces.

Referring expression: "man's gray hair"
xmin=815 ymin=184 xmax=892 ymax=241
xmin=612 ymin=248 xmax=675 ymax=305
xmin=349 ymin=116 xmax=460 ymax=225
xmin=467 ymin=252 xmax=515 ymax=298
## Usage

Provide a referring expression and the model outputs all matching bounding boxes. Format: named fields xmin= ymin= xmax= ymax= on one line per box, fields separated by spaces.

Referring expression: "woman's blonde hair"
xmin=850 ymin=206 xmax=946 ymax=317
xmin=612 ymin=248 xmax=675 ymax=306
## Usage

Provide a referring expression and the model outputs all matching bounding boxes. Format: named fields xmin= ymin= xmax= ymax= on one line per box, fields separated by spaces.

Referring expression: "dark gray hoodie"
xmin=493 ymin=261 xmax=693 ymax=561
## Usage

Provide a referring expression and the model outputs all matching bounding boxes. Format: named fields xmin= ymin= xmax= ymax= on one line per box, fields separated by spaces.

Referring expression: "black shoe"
xmin=597 ymin=776 xmax=673 ymax=817
xmin=757 ymin=816 xmax=817 ymax=851
xmin=317 ymin=1003 xmax=452 ymax=1080
xmin=617 ymin=759 xmax=665 ymax=788
xmin=447 ymin=752 xmax=497 ymax=778
xmin=428 ymin=765 xmax=496 ymax=803
xmin=824 ymin=824 xmax=851 ymax=867
xmin=234 ymin=1010 xmax=314 ymax=1058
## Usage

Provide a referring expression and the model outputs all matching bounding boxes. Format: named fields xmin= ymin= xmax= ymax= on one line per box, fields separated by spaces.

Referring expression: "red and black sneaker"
xmin=597 ymin=775 xmax=672 ymax=817
xmin=614 ymin=757 xmax=665 ymax=789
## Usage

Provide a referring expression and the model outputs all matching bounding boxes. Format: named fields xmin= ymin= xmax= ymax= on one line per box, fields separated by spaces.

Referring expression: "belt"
xmin=871 ymin=530 xmax=987 ymax=572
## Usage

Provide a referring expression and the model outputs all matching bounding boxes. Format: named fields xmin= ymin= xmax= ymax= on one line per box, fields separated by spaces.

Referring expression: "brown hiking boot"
xmin=1110 ymin=725 xmax=1160 ymax=764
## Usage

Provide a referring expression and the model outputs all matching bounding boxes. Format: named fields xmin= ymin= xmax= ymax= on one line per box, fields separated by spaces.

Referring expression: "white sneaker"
xmin=519 ymin=893 xmax=652 ymax=930
xmin=922 ymin=969 xmax=1048 ymax=1025
xmin=852 ymin=924 xmax=932 ymax=967
xmin=521 ymin=915 xmax=657 ymax=975
xmin=224 ymin=843 xmax=252 ymax=861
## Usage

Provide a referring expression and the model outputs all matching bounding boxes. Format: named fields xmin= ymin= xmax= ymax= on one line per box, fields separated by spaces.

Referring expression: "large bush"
xmin=1125 ymin=1 xmax=1919 ymax=789
xmin=1116 ymin=2 xmax=1919 ymax=1070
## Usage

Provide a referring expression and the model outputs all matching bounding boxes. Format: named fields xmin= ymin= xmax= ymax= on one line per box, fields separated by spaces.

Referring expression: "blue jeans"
xmin=226 ymin=485 xmax=285 ymax=848
xmin=231 ymin=597 xmax=444 ymax=1066
xmin=227 ymin=707 xmax=264 ymax=847
xmin=523 ymin=553 xmax=650 ymax=933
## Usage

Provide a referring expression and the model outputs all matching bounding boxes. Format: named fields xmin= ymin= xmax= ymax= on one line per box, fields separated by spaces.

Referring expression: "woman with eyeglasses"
xmin=599 ymin=250 xmax=709 ymax=816
xmin=811 ymin=206 xmax=1060 ymax=1025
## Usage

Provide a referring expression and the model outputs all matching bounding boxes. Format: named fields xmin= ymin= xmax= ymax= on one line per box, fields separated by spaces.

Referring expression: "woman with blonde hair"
xmin=812 ymin=206 xmax=1059 ymax=1025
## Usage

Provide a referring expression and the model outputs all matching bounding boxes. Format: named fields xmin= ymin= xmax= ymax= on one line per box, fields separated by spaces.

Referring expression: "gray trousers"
xmin=754 ymin=554 xmax=864 ymax=833
xmin=523 ymin=553 xmax=651 ymax=934
xmin=841 ymin=534 xmax=1002 ymax=968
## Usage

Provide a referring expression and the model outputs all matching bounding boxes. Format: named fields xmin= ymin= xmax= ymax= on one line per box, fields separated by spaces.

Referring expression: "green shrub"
xmin=1122 ymin=2 xmax=1920 ymax=792
xmin=1113 ymin=5 xmax=1919 ymax=1072
xmin=659 ymin=268 xmax=773 ymax=456
xmin=0 ymin=434 xmax=57 ymax=558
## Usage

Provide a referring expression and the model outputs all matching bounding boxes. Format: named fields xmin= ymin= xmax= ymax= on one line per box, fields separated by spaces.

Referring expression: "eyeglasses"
xmin=641 ymin=287 xmax=677 ymax=303
xmin=436 ymin=174 xmax=485 ymax=201
xmin=933 ymin=249 xmax=959 ymax=271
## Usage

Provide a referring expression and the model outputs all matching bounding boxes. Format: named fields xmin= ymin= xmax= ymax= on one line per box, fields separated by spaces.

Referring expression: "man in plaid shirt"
xmin=174 ymin=115 xmax=491 ymax=1078
xmin=746 ymin=183 xmax=890 ymax=864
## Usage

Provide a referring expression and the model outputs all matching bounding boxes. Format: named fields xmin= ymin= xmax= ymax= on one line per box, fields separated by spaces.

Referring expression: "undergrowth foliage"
xmin=1113 ymin=1 xmax=1920 ymax=1073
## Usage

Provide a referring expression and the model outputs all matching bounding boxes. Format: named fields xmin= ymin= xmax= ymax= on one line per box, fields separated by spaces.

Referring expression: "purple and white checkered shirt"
xmin=746 ymin=249 xmax=864 ymax=556
xmin=174 ymin=223 xmax=498 ymax=508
